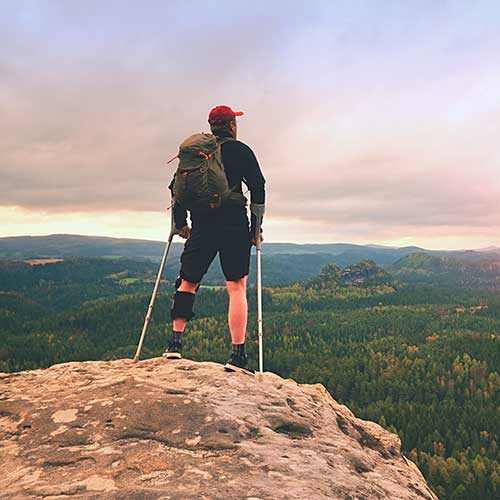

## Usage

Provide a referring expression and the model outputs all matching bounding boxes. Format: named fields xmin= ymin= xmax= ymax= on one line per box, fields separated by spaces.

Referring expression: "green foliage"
xmin=307 ymin=259 xmax=394 ymax=289
xmin=1 ymin=257 xmax=500 ymax=499
xmin=391 ymin=252 xmax=500 ymax=286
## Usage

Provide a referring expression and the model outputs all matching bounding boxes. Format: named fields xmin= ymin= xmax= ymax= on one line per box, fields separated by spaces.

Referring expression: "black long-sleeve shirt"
xmin=170 ymin=130 xmax=266 ymax=232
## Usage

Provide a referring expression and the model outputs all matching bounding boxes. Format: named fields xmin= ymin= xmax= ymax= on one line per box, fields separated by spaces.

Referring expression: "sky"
xmin=1 ymin=0 xmax=500 ymax=249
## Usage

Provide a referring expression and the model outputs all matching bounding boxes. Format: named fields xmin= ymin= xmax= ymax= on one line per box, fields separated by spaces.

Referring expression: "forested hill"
xmin=2 ymin=255 xmax=500 ymax=498
xmin=3 ymin=250 xmax=500 ymax=292
xmin=391 ymin=252 xmax=500 ymax=286
xmin=307 ymin=260 xmax=394 ymax=289
xmin=3 ymin=234 xmax=500 ymax=288
xmin=2 ymin=234 xmax=500 ymax=265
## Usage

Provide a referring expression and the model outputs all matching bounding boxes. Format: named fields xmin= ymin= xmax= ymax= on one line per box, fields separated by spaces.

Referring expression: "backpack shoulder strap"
xmin=217 ymin=136 xmax=235 ymax=145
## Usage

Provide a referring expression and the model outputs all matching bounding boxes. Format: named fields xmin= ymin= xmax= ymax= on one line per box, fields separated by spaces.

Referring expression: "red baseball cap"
xmin=208 ymin=105 xmax=244 ymax=123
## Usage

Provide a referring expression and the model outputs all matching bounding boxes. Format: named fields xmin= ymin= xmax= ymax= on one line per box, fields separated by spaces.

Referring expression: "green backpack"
xmin=172 ymin=133 xmax=246 ymax=212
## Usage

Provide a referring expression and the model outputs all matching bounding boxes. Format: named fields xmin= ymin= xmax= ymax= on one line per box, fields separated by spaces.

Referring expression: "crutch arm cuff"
xmin=250 ymin=203 xmax=265 ymax=219
xmin=250 ymin=203 xmax=265 ymax=237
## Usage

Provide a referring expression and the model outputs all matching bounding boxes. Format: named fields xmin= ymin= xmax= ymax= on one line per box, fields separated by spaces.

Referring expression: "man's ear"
xmin=230 ymin=119 xmax=237 ymax=137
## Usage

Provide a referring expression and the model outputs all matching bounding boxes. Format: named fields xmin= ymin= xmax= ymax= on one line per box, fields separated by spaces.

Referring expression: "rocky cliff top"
xmin=0 ymin=357 xmax=437 ymax=500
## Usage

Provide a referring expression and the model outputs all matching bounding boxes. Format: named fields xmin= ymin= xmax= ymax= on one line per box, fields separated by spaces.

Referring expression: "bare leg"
xmin=226 ymin=275 xmax=248 ymax=344
xmin=172 ymin=279 xmax=199 ymax=332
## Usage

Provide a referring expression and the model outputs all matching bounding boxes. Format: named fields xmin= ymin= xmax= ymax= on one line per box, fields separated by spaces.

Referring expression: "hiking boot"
xmin=224 ymin=352 xmax=255 ymax=375
xmin=163 ymin=340 xmax=182 ymax=359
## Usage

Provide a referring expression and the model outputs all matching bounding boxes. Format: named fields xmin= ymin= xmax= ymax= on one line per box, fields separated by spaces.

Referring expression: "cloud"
xmin=1 ymin=0 xmax=500 ymax=244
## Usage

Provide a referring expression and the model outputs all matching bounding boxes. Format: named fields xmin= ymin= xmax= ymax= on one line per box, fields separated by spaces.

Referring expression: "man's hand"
xmin=251 ymin=232 xmax=264 ymax=247
xmin=177 ymin=225 xmax=191 ymax=239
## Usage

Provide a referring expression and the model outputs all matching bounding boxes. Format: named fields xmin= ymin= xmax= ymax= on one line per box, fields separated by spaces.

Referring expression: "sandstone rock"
xmin=0 ymin=358 xmax=438 ymax=499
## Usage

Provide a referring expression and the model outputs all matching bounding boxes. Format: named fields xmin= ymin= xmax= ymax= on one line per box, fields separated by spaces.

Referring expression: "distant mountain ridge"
xmin=476 ymin=246 xmax=500 ymax=254
xmin=2 ymin=234 xmax=500 ymax=287
xmin=1 ymin=234 xmax=498 ymax=263
xmin=0 ymin=234 xmax=176 ymax=261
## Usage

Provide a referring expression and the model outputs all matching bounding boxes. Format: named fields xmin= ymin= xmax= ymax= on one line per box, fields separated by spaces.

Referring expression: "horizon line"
xmin=0 ymin=232 xmax=498 ymax=253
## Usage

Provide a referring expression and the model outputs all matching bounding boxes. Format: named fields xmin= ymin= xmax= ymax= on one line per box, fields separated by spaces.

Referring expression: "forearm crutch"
xmin=251 ymin=203 xmax=265 ymax=373
xmin=133 ymin=201 xmax=176 ymax=362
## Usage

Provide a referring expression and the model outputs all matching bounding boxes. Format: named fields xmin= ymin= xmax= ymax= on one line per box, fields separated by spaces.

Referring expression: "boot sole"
xmin=163 ymin=352 xmax=182 ymax=359
xmin=224 ymin=363 xmax=255 ymax=375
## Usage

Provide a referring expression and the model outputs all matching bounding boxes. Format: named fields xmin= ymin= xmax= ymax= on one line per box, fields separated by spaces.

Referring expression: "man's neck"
xmin=215 ymin=130 xmax=236 ymax=139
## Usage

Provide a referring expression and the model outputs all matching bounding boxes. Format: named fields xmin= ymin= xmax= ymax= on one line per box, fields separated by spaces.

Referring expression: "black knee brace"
xmin=171 ymin=291 xmax=196 ymax=321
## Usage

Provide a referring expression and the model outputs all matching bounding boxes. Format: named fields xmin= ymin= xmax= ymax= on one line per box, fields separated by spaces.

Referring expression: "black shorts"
xmin=179 ymin=224 xmax=252 ymax=283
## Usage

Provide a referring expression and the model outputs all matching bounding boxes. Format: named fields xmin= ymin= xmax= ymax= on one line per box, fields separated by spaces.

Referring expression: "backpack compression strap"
xmin=215 ymin=136 xmax=246 ymax=205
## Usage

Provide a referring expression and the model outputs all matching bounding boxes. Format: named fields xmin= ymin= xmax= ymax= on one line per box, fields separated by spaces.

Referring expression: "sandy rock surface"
xmin=0 ymin=357 xmax=438 ymax=499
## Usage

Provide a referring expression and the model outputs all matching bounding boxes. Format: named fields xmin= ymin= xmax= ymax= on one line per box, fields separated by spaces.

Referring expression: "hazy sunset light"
xmin=1 ymin=1 xmax=500 ymax=249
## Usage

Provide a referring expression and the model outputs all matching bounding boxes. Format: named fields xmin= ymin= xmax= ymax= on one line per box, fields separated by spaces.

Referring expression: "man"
xmin=164 ymin=105 xmax=266 ymax=375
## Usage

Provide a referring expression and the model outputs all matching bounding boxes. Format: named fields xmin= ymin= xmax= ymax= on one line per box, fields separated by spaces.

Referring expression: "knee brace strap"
xmin=171 ymin=291 xmax=196 ymax=321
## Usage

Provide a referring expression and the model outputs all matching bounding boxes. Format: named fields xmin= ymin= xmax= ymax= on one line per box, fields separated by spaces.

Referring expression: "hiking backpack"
xmin=171 ymin=133 xmax=246 ymax=212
